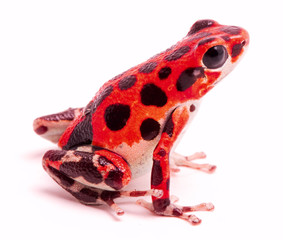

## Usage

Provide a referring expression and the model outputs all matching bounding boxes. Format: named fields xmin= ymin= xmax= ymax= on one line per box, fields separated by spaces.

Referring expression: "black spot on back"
xmin=140 ymin=83 xmax=167 ymax=107
xmin=188 ymin=19 xmax=216 ymax=35
xmin=176 ymin=67 xmax=205 ymax=91
xmin=104 ymin=104 xmax=131 ymax=131
xmin=158 ymin=67 xmax=172 ymax=80
xmin=151 ymin=160 xmax=163 ymax=186
xmin=118 ymin=75 xmax=137 ymax=90
xmin=140 ymin=118 xmax=160 ymax=141
xmin=164 ymin=46 xmax=190 ymax=61
xmin=138 ymin=62 xmax=158 ymax=74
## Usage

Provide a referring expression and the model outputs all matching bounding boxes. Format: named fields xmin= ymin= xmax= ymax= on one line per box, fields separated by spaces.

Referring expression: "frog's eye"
xmin=202 ymin=45 xmax=228 ymax=69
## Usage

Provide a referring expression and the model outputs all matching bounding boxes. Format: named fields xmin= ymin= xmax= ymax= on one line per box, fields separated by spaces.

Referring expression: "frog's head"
xmin=175 ymin=19 xmax=249 ymax=99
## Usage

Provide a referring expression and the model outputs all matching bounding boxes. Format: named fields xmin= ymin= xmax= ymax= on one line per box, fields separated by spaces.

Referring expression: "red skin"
xmin=34 ymin=19 xmax=249 ymax=224
xmin=58 ymin=22 xmax=248 ymax=150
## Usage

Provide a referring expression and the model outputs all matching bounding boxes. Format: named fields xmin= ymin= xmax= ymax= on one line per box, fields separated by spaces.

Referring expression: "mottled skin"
xmin=33 ymin=19 xmax=249 ymax=225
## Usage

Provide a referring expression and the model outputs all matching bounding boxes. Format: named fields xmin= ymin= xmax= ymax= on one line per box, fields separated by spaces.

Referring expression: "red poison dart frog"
xmin=33 ymin=20 xmax=249 ymax=225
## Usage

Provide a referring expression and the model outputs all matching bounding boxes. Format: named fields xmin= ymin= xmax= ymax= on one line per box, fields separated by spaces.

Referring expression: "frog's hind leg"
xmin=42 ymin=148 xmax=161 ymax=215
xmin=33 ymin=107 xmax=83 ymax=143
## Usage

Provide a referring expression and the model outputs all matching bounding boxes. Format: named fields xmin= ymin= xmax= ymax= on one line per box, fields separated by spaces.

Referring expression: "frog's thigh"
xmin=42 ymin=148 xmax=131 ymax=193
xmin=33 ymin=107 xmax=83 ymax=143
xmin=42 ymin=148 xmax=161 ymax=215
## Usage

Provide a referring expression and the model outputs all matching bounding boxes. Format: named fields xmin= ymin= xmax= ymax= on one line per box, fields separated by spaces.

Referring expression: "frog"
xmin=33 ymin=19 xmax=249 ymax=225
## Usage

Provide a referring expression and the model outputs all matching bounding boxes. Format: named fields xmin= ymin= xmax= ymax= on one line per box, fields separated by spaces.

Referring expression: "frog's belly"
xmin=111 ymin=100 xmax=201 ymax=179
xmin=112 ymin=136 xmax=161 ymax=179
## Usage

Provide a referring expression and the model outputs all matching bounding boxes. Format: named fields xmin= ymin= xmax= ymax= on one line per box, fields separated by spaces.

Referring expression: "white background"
xmin=1 ymin=0 xmax=283 ymax=239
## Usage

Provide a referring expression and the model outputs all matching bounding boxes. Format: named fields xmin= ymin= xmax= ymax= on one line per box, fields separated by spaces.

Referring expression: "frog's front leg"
xmin=33 ymin=107 xmax=83 ymax=143
xmin=43 ymin=147 xmax=162 ymax=215
xmin=137 ymin=106 xmax=214 ymax=225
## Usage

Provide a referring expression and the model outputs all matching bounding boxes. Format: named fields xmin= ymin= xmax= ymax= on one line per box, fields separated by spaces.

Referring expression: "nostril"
xmin=35 ymin=125 xmax=48 ymax=135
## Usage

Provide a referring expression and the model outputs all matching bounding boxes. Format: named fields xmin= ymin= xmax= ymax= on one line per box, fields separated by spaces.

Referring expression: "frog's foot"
xmin=106 ymin=189 xmax=164 ymax=216
xmin=33 ymin=107 xmax=83 ymax=143
xmin=171 ymin=152 xmax=216 ymax=174
xmin=137 ymin=197 xmax=214 ymax=225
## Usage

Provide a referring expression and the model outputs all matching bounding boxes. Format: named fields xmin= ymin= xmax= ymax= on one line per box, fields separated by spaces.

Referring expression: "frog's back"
xmin=58 ymin=19 xmax=249 ymax=161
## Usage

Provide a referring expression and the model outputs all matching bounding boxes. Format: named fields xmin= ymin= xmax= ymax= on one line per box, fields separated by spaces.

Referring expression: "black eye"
xmin=203 ymin=45 xmax=228 ymax=69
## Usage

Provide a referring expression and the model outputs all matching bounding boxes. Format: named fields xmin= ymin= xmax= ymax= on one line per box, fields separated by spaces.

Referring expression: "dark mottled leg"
xmin=33 ymin=107 xmax=83 ymax=143
xmin=42 ymin=147 xmax=162 ymax=215
xmin=42 ymin=148 xmax=131 ymax=191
